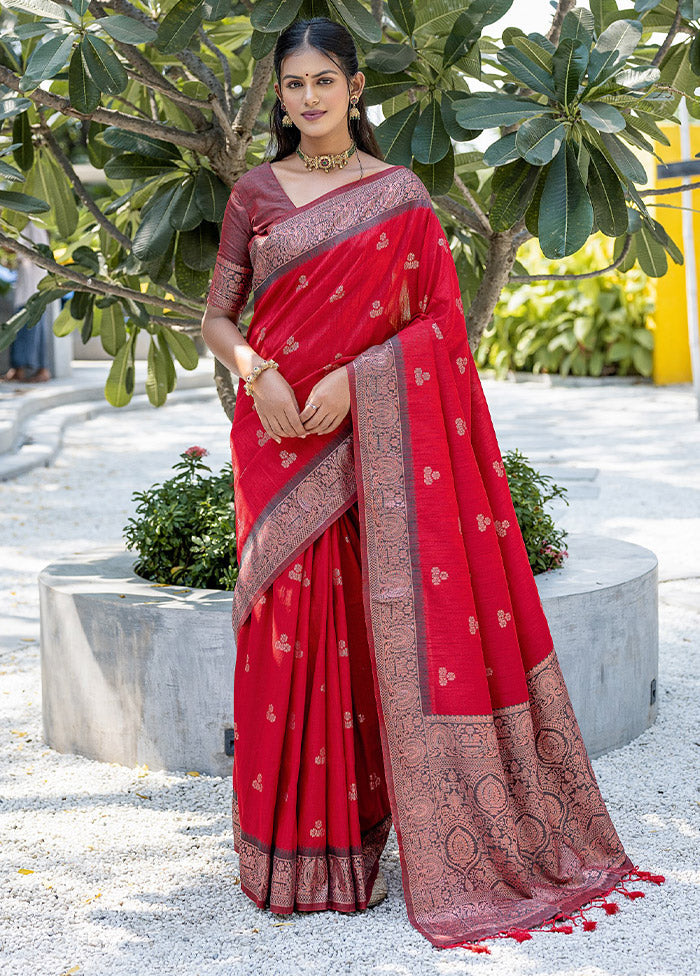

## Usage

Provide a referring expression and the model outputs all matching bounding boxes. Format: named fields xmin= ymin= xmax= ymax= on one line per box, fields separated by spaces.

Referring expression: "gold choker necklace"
xmin=296 ymin=142 xmax=357 ymax=172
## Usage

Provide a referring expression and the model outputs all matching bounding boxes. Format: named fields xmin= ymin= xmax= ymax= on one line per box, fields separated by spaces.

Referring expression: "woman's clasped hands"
xmin=250 ymin=365 xmax=351 ymax=443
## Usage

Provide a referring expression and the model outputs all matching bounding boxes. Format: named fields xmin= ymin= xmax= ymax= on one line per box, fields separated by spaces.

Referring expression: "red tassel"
xmin=649 ymin=874 xmax=666 ymax=884
xmin=623 ymin=890 xmax=646 ymax=900
xmin=508 ymin=929 xmax=533 ymax=942
xmin=603 ymin=902 xmax=620 ymax=915
xmin=550 ymin=924 xmax=574 ymax=933
xmin=583 ymin=919 xmax=598 ymax=931
xmin=468 ymin=944 xmax=491 ymax=954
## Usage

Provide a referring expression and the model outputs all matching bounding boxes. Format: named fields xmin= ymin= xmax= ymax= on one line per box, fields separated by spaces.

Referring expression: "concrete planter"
xmin=38 ymin=533 xmax=658 ymax=777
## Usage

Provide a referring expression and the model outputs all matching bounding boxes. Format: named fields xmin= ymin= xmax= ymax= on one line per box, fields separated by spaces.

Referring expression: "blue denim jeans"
xmin=9 ymin=306 xmax=48 ymax=372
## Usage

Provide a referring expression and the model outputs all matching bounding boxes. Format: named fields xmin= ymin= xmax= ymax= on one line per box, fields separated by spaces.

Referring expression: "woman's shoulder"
xmin=381 ymin=162 xmax=433 ymax=206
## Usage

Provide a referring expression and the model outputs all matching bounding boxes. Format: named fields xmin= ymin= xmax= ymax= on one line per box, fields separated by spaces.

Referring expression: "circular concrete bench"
xmin=38 ymin=534 xmax=658 ymax=777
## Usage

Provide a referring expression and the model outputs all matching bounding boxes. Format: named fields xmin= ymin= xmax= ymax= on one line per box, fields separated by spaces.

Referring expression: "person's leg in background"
xmin=1 ymin=309 xmax=50 ymax=382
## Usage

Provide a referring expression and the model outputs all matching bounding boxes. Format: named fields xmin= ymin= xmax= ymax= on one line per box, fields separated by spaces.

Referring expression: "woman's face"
xmin=275 ymin=45 xmax=363 ymax=140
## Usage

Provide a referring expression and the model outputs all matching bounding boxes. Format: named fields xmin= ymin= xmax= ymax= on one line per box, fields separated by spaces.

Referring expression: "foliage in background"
xmin=0 ymin=1 xmax=698 ymax=417
xmin=122 ymin=446 xmax=239 ymax=590
xmin=122 ymin=444 xmax=568 ymax=591
xmin=503 ymin=448 xmax=570 ymax=576
xmin=477 ymin=234 xmax=656 ymax=377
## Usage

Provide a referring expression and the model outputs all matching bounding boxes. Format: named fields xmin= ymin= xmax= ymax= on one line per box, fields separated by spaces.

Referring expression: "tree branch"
xmin=453 ymin=173 xmax=491 ymax=236
xmin=87 ymin=0 xmax=210 ymax=131
xmin=107 ymin=0 xmax=227 ymax=105
xmin=199 ymin=26 xmax=233 ymax=113
xmin=652 ymin=3 xmax=683 ymax=67
xmin=0 ymin=231 xmax=204 ymax=319
xmin=509 ymin=235 xmax=633 ymax=281
xmin=547 ymin=0 xmax=577 ymax=45
xmin=0 ymin=65 xmax=213 ymax=154
xmin=464 ymin=232 xmax=520 ymax=351
xmin=36 ymin=113 xmax=132 ymax=252
xmin=640 ymin=179 xmax=700 ymax=195
xmin=433 ymin=193 xmax=493 ymax=236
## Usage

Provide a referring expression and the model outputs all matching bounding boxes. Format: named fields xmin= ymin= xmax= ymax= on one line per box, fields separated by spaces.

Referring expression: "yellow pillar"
xmin=651 ymin=123 xmax=699 ymax=384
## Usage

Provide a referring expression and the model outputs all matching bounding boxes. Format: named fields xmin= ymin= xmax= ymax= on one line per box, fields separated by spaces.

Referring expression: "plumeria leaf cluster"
xmin=0 ymin=0 xmax=698 ymax=411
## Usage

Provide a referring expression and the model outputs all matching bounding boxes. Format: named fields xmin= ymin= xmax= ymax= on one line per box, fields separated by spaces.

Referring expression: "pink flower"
xmin=184 ymin=445 xmax=208 ymax=459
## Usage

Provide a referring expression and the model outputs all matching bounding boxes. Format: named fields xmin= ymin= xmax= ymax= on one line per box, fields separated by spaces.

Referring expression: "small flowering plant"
xmin=502 ymin=449 xmax=569 ymax=576
xmin=123 ymin=446 xmax=239 ymax=591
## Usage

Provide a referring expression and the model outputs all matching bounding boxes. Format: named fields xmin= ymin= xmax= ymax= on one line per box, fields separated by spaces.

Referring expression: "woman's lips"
xmin=302 ymin=111 xmax=325 ymax=119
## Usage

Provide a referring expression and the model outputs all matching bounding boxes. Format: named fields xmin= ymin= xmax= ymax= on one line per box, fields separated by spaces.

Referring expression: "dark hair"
xmin=268 ymin=17 xmax=384 ymax=162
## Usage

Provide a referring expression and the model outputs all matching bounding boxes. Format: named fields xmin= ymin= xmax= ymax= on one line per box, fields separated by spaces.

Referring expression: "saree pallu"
xmin=221 ymin=164 xmax=662 ymax=948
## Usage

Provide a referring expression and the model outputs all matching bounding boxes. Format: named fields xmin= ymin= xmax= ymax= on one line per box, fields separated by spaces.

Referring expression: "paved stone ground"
xmin=1 ymin=375 xmax=698 ymax=976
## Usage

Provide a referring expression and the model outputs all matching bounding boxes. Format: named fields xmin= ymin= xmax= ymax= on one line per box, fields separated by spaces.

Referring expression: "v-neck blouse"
xmin=207 ymin=160 xmax=408 ymax=322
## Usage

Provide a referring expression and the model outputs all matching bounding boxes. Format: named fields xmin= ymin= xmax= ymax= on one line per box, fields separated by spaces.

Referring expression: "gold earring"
xmin=281 ymin=103 xmax=294 ymax=127
xmin=349 ymin=95 xmax=360 ymax=120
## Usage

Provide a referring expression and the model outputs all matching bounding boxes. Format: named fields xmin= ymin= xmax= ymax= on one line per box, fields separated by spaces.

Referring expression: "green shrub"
xmin=123 ymin=446 xmax=238 ymax=591
xmin=476 ymin=236 xmax=656 ymax=379
xmin=123 ymin=444 xmax=569 ymax=591
xmin=503 ymin=449 xmax=570 ymax=576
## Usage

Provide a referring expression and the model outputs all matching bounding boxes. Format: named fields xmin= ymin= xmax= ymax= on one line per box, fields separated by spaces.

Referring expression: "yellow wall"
xmin=651 ymin=124 xmax=698 ymax=384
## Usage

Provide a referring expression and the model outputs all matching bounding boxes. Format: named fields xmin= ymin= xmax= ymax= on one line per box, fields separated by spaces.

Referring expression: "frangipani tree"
xmin=0 ymin=0 xmax=697 ymax=418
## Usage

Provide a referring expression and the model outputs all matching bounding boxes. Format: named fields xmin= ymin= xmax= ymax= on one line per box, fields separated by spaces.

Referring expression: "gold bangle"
xmin=244 ymin=358 xmax=279 ymax=396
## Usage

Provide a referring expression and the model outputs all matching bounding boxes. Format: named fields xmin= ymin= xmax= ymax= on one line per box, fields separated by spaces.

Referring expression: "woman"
xmin=201 ymin=16 xmax=663 ymax=951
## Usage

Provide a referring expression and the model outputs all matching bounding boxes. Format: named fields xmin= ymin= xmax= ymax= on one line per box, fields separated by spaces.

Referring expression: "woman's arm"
xmin=200 ymin=304 xmax=266 ymax=380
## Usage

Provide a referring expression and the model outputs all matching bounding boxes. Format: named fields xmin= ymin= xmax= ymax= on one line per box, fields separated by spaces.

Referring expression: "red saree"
xmin=207 ymin=160 xmax=663 ymax=949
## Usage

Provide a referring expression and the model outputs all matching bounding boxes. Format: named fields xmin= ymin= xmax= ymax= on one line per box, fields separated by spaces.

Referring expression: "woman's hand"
xmin=298 ymin=366 xmax=350 ymax=435
xmin=250 ymin=368 xmax=308 ymax=444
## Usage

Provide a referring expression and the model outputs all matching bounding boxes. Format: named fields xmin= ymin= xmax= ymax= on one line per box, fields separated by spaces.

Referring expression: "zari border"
xmin=232 ymin=790 xmax=391 ymax=913
xmin=347 ymin=340 xmax=633 ymax=949
xmin=232 ymin=425 xmax=357 ymax=636
xmin=252 ymin=167 xmax=431 ymax=298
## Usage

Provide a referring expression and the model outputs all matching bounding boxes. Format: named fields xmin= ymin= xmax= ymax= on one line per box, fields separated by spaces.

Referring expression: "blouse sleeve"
xmin=207 ymin=182 xmax=254 ymax=324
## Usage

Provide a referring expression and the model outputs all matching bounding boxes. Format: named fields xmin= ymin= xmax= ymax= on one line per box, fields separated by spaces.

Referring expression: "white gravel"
xmin=1 ymin=378 xmax=699 ymax=976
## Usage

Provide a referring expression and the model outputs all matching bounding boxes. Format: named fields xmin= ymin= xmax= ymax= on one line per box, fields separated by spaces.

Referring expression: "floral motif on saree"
xmin=209 ymin=161 xmax=664 ymax=947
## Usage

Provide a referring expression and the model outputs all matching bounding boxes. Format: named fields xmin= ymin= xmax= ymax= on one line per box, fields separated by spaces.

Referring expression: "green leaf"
xmin=597 ymin=130 xmax=648 ymax=184
xmin=99 ymin=301 xmax=126 ymax=356
xmin=175 ymin=246 xmax=210 ymax=296
xmin=72 ymin=0 xmax=89 ymax=14
xmin=388 ymin=0 xmax=415 ymax=35
xmin=329 ymin=0 xmax=382 ymax=42
xmin=511 ymin=35 xmax=553 ymax=72
xmin=483 ymin=131 xmax=519 ymax=166
xmin=411 ymin=98 xmax=451 ymax=164
xmin=161 ymin=327 xmax=199 ymax=370
xmin=96 ymin=15 xmax=158 ymax=44
xmin=178 ymin=221 xmax=219 ymax=270
xmin=193 ymin=168 xmax=229 ymax=222
xmin=374 ymin=101 xmax=420 ymax=165
xmin=440 ymin=90 xmax=478 ymax=140
xmin=32 ymin=152 xmax=78 ymax=237
xmin=579 ymin=100 xmax=626 ymax=132
xmin=250 ymin=0 xmax=304 ymax=32
xmin=83 ymin=34 xmax=128 ymax=95
xmin=515 ymin=117 xmax=566 ymax=165
xmin=361 ymin=68 xmax=414 ymax=106
xmin=156 ymin=0 xmax=205 ymax=54
xmin=552 ymin=37 xmax=589 ymax=107
xmin=51 ymin=303 xmax=83 ymax=338
xmin=0 ymin=190 xmax=50 ymax=213
xmin=156 ymin=332 xmax=177 ymax=392
xmin=132 ymin=183 xmax=180 ymax=261
xmin=4 ymin=0 xmax=76 ymax=22
xmin=21 ymin=34 xmax=74 ymax=87
xmin=101 ymin=128 xmax=182 ymax=161
xmin=586 ymin=144 xmax=628 ymax=236
xmin=412 ymin=145 xmax=454 ymax=195
xmin=588 ymin=18 xmax=643 ymax=86
xmin=365 ymin=43 xmax=415 ymax=73
xmin=170 ymin=175 xmax=201 ymax=230
xmin=0 ymin=160 xmax=25 ymax=182
xmin=615 ymin=65 xmax=661 ymax=89
xmin=491 ymin=158 xmax=541 ymax=231
xmin=146 ymin=336 xmax=169 ymax=406
xmin=497 ymin=46 xmax=557 ymax=99
xmin=454 ymin=94 xmax=551 ymax=129
xmin=0 ymin=98 xmax=32 ymax=121
xmin=12 ymin=111 xmax=33 ymax=172
xmin=105 ymin=332 xmax=136 ymax=407
xmin=538 ymin=142 xmax=594 ymax=258
xmin=250 ymin=28 xmax=277 ymax=60
xmin=105 ymin=153 xmax=179 ymax=179
xmin=560 ymin=7 xmax=594 ymax=46
xmin=442 ymin=12 xmax=479 ymax=70
xmin=69 ymin=43 xmax=100 ymax=113
xmin=635 ymin=223 xmax=667 ymax=276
